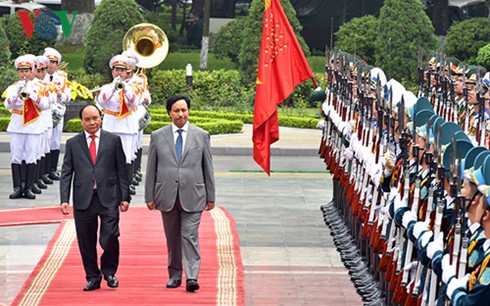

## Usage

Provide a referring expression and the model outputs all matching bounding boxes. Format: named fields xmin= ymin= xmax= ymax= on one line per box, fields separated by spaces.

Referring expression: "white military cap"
xmin=43 ymin=47 xmax=62 ymax=63
xmin=36 ymin=55 xmax=49 ymax=69
xmin=386 ymin=78 xmax=406 ymax=114
xmin=369 ymin=67 xmax=387 ymax=90
xmin=14 ymin=55 xmax=35 ymax=69
xmin=109 ymin=54 xmax=129 ymax=69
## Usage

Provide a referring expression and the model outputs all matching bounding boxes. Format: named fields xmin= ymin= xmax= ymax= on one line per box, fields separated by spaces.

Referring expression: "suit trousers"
xmin=161 ymin=196 xmax=203 ymax=281
xmin=74 ymin=191 xmax=120 ymax=282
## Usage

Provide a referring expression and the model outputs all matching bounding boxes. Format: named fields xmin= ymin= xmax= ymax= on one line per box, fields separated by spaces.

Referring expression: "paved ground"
xmin=0 ymin=125 xmax=361 ymax=305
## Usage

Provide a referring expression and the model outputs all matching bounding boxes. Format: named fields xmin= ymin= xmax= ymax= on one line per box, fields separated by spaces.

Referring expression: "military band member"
xmin=43 ymin=47 xmax=71 ymax=180
xmin=4 ymin=55 xmax=50 ymax=199
xmin=96 ymin=54 xmax=138 ymax=194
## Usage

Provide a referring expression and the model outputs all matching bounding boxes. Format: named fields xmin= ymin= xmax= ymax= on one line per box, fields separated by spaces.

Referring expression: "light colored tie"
xmin=175 ymin=129 xmax=183 ymax=162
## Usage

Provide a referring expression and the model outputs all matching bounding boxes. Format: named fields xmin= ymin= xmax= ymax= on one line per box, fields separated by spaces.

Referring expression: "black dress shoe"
xmin=166 ymin=279 xmax=182 ymax=288
xmin=9 ymin=187 xmax=23 ymax=199
xmin=31 ymin=183 xmax=42 ymax=194
xmin=186 ymin=279 xmax=199 ymax=292
xmin=42 ymin=174 xmax=53 ymax=185
xmin=83 ymin=280 xmax=101 ymax=291
xmin=106 ymin=275 xmax=119 ymax=288
xmin=49 ymin=171 xmax=60 ymax=180
xmin=37 ymin=179 xmax=48 ymax=189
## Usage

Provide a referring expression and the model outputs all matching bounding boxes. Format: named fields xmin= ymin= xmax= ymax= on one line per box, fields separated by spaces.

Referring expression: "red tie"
xmin=89 ymin=135 xmax=96 ymax=163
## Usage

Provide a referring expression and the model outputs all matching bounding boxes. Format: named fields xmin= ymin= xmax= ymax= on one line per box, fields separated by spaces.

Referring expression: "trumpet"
xmin=114 ymin=76 xmax=125 ymax=91
xmin=17 ymin=79 xmax=30 ymax=101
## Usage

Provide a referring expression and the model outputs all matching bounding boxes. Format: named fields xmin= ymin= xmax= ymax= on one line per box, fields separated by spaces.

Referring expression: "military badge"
xmin=479 ymin=267 xmax=490 ymax=286
xmin=469 ymin=251 xmax=478 ymax=269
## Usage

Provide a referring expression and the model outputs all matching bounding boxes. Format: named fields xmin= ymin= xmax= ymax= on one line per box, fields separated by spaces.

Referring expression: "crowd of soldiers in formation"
xmin=316 ymin=49 xmax=490 ymax=305
xmin=4 ymin=49 xmax=151 ymax=200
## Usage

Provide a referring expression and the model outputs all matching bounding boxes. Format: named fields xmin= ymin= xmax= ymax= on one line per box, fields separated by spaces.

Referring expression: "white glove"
xmin=446 ymin=274 xmax=470 ymax=300
xmin=345 ymin=148 xmax=353 ymax=160
xmin=394 ymin=193 xmax=408 ymax=212
xmin=413 ymin=221 xmax=428 ymax=240
xmin=402 ymin=210 xmax=417 ymax=228
xmin=442 ymin=254 xmax=455 ymax=284
xmin=427 ymin=234 xmax=444 ymax=259
xmin=317 ymin=119 xmax=325 ymax=129
xmin=419 ymin=230 xmax=433 ymax=248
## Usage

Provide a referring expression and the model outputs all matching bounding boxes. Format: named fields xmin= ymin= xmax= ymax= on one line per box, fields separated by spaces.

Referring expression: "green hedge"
xmin=63 ymin=117 xmax=243 ymax=135
xmin=149 ymin=109 xmax=318 ymax=129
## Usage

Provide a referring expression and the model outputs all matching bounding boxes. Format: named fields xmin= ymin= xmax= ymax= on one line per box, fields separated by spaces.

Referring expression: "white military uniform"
xmin=96 ymin=55 xmax=139 ymax=164
xmin=5 ymin=61 xmax=50 ymax=164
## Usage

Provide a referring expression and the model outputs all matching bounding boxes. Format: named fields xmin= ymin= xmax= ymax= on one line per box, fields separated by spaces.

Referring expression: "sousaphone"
xmin=123 ymin=23 xmax=169 ymax=71
xmin=123 ymin=23 xmax=168 ymax=130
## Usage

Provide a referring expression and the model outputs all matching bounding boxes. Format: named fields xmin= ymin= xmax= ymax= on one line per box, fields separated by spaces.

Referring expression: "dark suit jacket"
xmin=60 ymin=130 xmax=130 ymax=209
xmin=145 ymin=123 xmax=215 ymax=212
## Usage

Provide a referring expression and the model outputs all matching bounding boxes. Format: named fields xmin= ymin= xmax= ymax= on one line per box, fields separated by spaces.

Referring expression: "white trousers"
xmin=10 ymin=133 xmax=42 ymax=164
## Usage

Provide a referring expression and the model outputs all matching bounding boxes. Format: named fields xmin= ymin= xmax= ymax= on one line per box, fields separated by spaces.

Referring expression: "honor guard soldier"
xmin=123 ymin=51 xmax=151 ymax=186
xmin=443 ymin=156 xmax=490 ymax=305
xmin=34 ymin=55 xmax=56 ymax=190
xmin=43 ymin=47 xmax=71 ymax=180
xmin=4 ymin=55 xmax=50 ymax=199
xmin=96 ymin=54 xmax=138 ymax=194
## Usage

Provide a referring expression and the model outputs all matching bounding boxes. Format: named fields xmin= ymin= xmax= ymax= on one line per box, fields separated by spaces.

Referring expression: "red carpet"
xmin=10 ymin=206 xmax=244 ymax=306
xmin=0 ymin=206 xmax=68 ymax=227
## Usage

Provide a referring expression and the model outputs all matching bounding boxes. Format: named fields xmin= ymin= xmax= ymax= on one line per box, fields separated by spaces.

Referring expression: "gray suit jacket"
xmin=145 ymin=123 xmax=215 ymax=212
xmin=60 ymin=130 xmax=130 ymax=209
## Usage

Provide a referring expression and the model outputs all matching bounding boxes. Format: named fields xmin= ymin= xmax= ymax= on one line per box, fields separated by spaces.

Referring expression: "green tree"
xmin=0 ymin=21 xmax=10 ymax=67
xmin=476 ymin=43 xmax=490 ymax=71
xmin=2 ymin=13 xmax=57 ymax=59
xmin=374 ymin=0 xmax=437 ymax=84
xmin=84 ymin=0 xmax=145 ymax=75
xmin=334 ymin=15 xmax=377 ymax=65
xmin=213 ymin=17 xmax=246 ymax=66
xmin=238 ymin=0 xmax=310 ymax=84
xmin=445 ymin=18 xmax=490 ymax=64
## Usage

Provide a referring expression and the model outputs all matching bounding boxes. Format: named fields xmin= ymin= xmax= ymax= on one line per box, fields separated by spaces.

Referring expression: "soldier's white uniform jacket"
xmin=4 ymin=79 xmax=50 ymax=133
xmin=96 ymin=82 xmax=139 ymax=134
xmin=37 ymin=78 xmax=56 ymax=131
xmin=44 ymin=70 xmax=71 ymax=105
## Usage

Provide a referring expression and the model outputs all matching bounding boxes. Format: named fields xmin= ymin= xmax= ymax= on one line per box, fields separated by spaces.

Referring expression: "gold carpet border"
xmin=211 ymin=207 xmax=239 ymax=306
xmin=18 ymin=220 xmax=76 ymax=306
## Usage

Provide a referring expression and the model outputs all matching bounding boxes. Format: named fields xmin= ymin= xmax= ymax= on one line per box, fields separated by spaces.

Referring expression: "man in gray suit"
xmin=145 ymin=94 xmax=215 ymax=292
xmin=60 ymin=104 xmax=130 ymax=291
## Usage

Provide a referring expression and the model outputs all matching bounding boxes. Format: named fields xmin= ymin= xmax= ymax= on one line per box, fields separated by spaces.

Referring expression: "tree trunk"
xmin=170 ymin=0 xmax=177 ymax=31
xmin=430 ymin=0 xmax=448 ymax=35
xmin=200 ymin=0 xmax=211 ymax=69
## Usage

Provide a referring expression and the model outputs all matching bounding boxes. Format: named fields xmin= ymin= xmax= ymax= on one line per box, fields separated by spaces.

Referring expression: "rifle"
xmin=462 ymin=65 xmax=469 ymax=131
xmin=450 ymin=137 xmax=462 ymax=267
xmin=427 ymin=127 xmax=445 ymax=306
xmin=412 ymin=116 xmax=435 ymax=299
xmin=476 ymin=69 xmax=486 ymax=146
xmin=457 ymin=157 xmax=468 ymax=278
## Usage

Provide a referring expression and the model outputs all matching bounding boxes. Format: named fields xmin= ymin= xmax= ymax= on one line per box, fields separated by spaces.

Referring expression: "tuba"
xmin=123 ymin=23 xmax=169 ymax=70
xmin=123 ymin=23 xmax=168 ymax=130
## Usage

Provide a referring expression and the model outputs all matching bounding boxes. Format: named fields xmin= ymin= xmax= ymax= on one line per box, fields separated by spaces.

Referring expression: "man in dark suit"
xmin=60 ymin=104 xmax=130 ymax=291
xmin=145 ymin=94 xmax=215 ymax=292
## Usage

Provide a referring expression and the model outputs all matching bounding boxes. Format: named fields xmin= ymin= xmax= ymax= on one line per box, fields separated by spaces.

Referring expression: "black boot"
xmin=49 ymin=150 xmax=61 ymax=180
xmin=127 ymin=164 xmax=136 ymax=195
xmin=9 ymin=163 xmax=23 ymax=199
xmin=42 ymin=153 xmax=53 ymax=184
xmin=131 ymin=159 xmax=139 ymax=186
xmin=24 ymin=163 xmax=37 ymax=199
xmin=36 ymin=159 xmax=47 ymax=189
xmin=135 ymin=148 xmax=142 ymax=181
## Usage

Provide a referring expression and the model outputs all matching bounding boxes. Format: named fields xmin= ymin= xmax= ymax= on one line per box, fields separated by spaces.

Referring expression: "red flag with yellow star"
xmin=253 ymin=0 xmax=316 ymax=175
